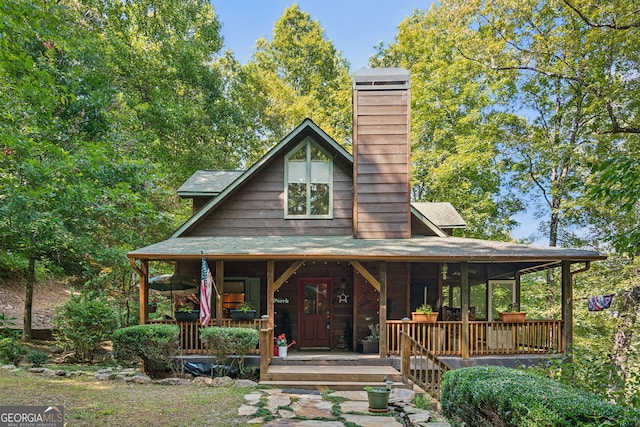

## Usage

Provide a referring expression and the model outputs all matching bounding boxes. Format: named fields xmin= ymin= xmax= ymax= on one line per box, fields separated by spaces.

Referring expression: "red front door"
xmin=298 ymin=278 xmax=332 ymax=348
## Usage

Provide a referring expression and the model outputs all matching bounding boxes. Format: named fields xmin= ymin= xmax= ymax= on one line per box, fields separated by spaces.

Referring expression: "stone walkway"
xmin=238 ymin=388 xmax=451 ymax=426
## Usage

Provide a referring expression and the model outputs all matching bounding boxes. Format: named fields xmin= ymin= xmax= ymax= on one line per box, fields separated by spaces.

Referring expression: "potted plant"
xmin=364 ymin=386 xmax=390 ymax=413
xmin=499 ymin=303 xmax=527 ymax=323
xmin=275 ymin=333 xmax=295 ymax=358
xmin=230 ymin=302 xmax=256 ymax=321
xmin=174 ymin=305 xmax=199 ymax=322
xmin=412 ymin=304 xmax=438 ymax=323
xmin=357 ymin=323 xmax=379 ymax=353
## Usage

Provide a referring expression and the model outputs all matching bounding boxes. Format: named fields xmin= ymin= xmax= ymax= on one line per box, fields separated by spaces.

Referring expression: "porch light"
xmin=441 ymin=262 xmax=448 ymax=280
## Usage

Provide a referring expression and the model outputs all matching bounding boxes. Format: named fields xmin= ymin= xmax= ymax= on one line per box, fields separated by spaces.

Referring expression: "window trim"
xmin=284 ymin=137 xmax=333 ymax=219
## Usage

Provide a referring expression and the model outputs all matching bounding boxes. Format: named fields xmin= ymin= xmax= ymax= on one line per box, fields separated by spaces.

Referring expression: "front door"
xmin=298 ymin=278 xmax=332 ymax=348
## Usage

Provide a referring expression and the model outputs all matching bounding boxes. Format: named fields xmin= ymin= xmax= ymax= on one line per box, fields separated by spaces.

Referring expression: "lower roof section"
xmin=127 ymin=235 xmax=604 ymax=263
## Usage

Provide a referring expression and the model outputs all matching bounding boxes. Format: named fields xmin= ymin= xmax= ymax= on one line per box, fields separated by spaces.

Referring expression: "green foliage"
xmin=26 ymin=351 xmax=50 ymax=368
xmin=371 ymin=7 xmax=521 ymax=240
xmin=53 ymin=292 xmax=119 ymax=363
xmin=199 ymin=327 xmax=259 ymax=377
xmin=112 ymin=324 xmax=180 ymax=379
xmin=236 ymin=4 xmax=352 ymax=157
xmin=0 ymin=338 xmax=28 ymax=366
xmin=441 ymin=366 xmax=640 ymax=427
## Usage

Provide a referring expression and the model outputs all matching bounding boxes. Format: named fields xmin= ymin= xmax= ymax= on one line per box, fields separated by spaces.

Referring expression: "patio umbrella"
xmin=148 ymin=274 xmax=198 ymax=296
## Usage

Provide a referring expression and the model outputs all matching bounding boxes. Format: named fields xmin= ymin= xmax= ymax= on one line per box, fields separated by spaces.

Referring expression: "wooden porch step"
xmin=258 ymin=380 xmax=411 ymax=391
xmin=264 ymin=364 xmax=403 ymax=383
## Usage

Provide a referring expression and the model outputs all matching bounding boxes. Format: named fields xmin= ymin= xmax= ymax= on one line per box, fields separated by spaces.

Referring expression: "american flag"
xmin=200 ymin=256 xmax=213 ymax=326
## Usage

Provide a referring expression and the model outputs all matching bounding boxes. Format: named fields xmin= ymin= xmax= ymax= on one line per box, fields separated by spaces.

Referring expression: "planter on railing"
xmin=499 ymin=312 xmax=527 ymax=323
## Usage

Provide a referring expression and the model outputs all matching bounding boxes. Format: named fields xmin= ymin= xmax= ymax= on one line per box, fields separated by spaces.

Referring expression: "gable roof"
xmin=412 ymin=202 xmax=466 ymax=229
xmin=177 ymin=170 xmax=244 ymax=197
xmin=172 ymin=119 xmax=353 ymax=237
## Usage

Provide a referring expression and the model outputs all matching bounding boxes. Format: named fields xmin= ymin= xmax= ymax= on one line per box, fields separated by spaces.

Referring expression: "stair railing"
xmin=400 ymin=318 xmax=450 ymax=396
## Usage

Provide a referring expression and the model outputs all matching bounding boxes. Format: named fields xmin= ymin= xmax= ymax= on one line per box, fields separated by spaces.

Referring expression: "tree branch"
xmin=563 ymin=1 xmax=640 ymax=30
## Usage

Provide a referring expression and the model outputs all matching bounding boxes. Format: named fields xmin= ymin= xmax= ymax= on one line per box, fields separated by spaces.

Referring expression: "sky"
xmin=211 ymin=0 xmax=432 ymax=69
xmin=209 ymin=1 xmax=540 ymax=242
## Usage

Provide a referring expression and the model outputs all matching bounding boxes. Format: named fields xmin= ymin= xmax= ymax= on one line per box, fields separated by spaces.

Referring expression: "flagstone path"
xmin=238 ymin=388 xmax=451 ymax=426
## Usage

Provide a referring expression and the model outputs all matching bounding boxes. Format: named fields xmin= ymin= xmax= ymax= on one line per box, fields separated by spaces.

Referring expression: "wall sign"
xmin=275 ymin=297 xmax=290 ymax=304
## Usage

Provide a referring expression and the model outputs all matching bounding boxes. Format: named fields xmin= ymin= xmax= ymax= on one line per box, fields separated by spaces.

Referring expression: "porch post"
xmin=379 ymin=262 xmax=387 ymax=358
xmin=267 ymin=260 xmax=275 ymax=330
xmin=215 ymin=261 xmax=224 ymax=323
xmin=137 ymin=259 xmax=148 ymax=324
xmin=561 ymin=261 xmax=573 ymax=356
xmin=267 ymin=260 xmax=275 ymax=358
xmin=460 ymin=261 xmax=469 ymax=359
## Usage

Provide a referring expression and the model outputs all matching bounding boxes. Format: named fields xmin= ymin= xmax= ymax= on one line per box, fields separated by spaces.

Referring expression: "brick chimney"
xmin=352 ymin=68 xmax=411 ymax=239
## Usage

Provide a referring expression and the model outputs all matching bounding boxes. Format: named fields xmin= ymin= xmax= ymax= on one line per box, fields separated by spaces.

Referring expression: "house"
xmin=128 ymin=68 xmax=604 ymax=373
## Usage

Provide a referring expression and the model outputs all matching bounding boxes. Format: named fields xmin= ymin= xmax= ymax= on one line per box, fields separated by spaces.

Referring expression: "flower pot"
xmin=278 ymin=346 xmax=288 ymax=358
xmin=230 ymin=310 xmax=256 ymax=321
xmin=499 ymin=312 xmax=527 ymax=323
xmin=366 ymin=388 xmax=390 ymax=413
xmin=412 ymin=312 xmax=438 ymax=323
xmin=175 ymin=310 xmax=199 ymax=322
xmin=357 ymin=339 xmax=379 ymax=353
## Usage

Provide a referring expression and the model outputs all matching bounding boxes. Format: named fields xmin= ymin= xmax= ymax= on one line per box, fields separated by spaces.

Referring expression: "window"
xmin=285 ymin=137 xmax=333 ymax=218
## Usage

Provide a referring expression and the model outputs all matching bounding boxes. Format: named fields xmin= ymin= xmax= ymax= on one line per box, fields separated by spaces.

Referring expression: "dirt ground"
xmin=0 ymin=279 xmax=73 ymax=328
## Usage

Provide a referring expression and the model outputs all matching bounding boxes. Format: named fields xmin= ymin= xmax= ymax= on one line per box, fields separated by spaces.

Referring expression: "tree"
xmin=236 ymin=5 xmax=352 ymax=158
xmin=371 ymin=7 xmax=521 ymax=239
xmin=0 ymin=0 xmax=176 ymax=339
xmin=442 ymin=0 xmax=640 ymax=253
xmin=86 ymin=0 xmax=238 ymax=185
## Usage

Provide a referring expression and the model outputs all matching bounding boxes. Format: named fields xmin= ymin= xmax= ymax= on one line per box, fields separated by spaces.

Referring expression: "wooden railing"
xmin=400 ymin=325 xmax=450 ymax=397
xmin=149 ymin=318 xmax=269 ymax=354
xmin=259 ymin=327 xmax=274 ymax=382
xmin=387 ymin=319 xmax=564 ymax=357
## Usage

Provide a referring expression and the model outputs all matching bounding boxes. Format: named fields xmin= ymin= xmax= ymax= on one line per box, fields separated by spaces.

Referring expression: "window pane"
xmin=310 ymin=183 xmax=329 ymax=215
xmin=288 ymin=161 xmax=306 ymax=183
xmin=310 ymin=160 xmax=329 ymax=183
xmin=310 ymin=145 xmax=329 ymax=161
xmin=290 ymin=145 xmax=306 ymax=160
xmin=288 ymin=183 xmax=307 ymax=215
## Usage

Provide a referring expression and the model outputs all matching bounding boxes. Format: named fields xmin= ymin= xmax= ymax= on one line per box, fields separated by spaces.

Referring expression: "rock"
xmin=237 ymin=404 xmax=257 ymax=416
xmin=95 ymin=373 xmax=115 ymax=381
xmin=1 ymin=364 xmax=17 ymax=370
xmin=132 ymin=373 xmax=152 ymax=384
xmin=29 ymin=367 xmax=46 ymax=373
xmin=234 ymin=379 xmax=258 ymax=388
xmin=212 ymin=376 xmax=233 ymax=387
xmin=55 ymin=370 xmax=66 ymax=376
xmin=193 ymin=377 xmax=215 ymax=386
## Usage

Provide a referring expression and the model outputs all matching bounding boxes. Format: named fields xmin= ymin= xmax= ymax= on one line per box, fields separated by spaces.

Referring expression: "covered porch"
xmin=128 ymin=234 xmax=603 ymax=389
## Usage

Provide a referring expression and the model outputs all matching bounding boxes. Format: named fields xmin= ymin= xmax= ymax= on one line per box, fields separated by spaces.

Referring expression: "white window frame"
xmin=284 ymin=137 xmax=333 ymax=219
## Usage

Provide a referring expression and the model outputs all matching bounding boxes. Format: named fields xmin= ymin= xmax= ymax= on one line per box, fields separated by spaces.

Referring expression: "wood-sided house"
xmin=128 ymin=68 xmax=604 ymax=369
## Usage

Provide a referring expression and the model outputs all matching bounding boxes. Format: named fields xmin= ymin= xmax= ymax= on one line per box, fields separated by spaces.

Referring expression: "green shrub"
xmin=53 ymin=292 xmax=119 ymax=363
xmin=0 ymin=313 xmax=20 ymax=339
xmin=112 ymin=324 xmax=180 ymax=378
xmin=441 ymin=366 xmax=640 ymax=427
xmin=26 ymin=350 xmax=49 ymax=367
xmin=0 ymin=337 xmax=28 ymax=366
xmin=200 ymin=327 xmax=258 ymax=377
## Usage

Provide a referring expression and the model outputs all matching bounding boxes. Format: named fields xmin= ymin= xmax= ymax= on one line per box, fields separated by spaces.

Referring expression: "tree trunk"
xmin=22 ymin=255 xmax=35 ymax=342
xmin=611 ymin=286 xmax=640 ymax=388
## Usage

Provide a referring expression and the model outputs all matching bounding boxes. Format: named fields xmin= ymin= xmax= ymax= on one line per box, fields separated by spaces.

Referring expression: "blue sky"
xmin=211 ymin=1 xmax=432 ymax=69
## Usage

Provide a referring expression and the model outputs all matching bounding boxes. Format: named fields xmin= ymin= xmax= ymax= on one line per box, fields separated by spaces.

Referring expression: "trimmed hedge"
xmin=441 ymin=366 xmax=640 ymax=427
xmin=112 ymin=324 xmax=180 ymax=378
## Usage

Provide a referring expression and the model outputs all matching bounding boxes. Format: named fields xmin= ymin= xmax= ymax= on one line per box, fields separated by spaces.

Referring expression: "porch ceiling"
xmin=127 ymin=235 xmax=604 ymax=263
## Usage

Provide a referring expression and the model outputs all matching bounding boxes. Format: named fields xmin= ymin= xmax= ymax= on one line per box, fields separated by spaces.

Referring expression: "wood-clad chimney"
xmin=353 ymin=68 xmax=411 ymax=239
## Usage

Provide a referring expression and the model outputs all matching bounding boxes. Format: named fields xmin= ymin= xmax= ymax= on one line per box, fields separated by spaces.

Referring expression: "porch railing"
xmin=149 ymin=318 xmax=269 ymax=355
xmin=387 ymin=319 xmax=564 ymax=357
